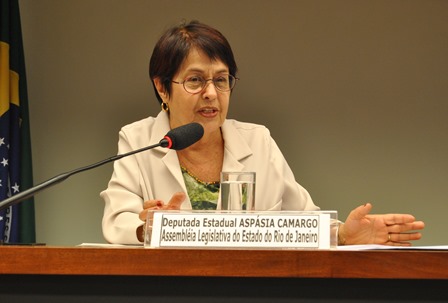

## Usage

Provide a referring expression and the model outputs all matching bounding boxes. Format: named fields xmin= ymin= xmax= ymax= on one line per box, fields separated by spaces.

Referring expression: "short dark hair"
xmin=149 ymin=20 xmax=238 ymax=104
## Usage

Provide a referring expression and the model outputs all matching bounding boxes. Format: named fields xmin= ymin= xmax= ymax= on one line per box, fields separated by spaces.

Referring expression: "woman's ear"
xmin=153 ymin=78 xmax=168 ymax=101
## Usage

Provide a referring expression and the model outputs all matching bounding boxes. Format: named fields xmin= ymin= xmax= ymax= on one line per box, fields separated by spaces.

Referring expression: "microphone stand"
xmin=0 ymin=140 xmax=168 ymax=211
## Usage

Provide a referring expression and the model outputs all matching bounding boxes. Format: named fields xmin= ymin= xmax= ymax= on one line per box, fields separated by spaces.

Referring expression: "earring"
xmin=161 ymin=102 xmax=169 ymax=112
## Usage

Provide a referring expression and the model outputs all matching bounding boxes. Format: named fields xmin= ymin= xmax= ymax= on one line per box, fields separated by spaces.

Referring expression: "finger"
xmin=143 ymin=199 xmax=163 ymax=209
xmin=382 ymin=213 xmax=417 ymax=225
xmin=389 ymin=232 xmax=423 ymax=243
xmin=140 ymin=205 xmax=164 ymax=221
xmin=348 ymin=202 xmax=373 ymax=220
xmin=412 ymin=220 xmax=425 ymax=230
xmin=140 ymin=200 xmax=164 ymax=221
xmin=166 ymin=192 xmax=186 ymax=210
xmin=387 ymin=221 xmax=425 ymax=233
xmin=139 ymin=209 xmax=149 ymax=221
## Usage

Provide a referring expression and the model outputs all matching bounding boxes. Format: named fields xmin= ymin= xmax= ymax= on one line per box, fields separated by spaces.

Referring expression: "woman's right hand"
xmin=139 ymin=191 xmax=186 ymax=221
xmin=137 ymin=192 xmax=187 ymax=241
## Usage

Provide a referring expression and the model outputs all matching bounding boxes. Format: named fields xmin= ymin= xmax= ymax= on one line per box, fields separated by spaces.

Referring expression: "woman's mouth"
xmin=199 ymin=108 xmax=218 ymax=117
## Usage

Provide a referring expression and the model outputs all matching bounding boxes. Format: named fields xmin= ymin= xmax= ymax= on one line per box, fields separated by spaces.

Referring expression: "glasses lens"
xmin=214 ymin=75 xmax=233 ymax=91
xmin=182 ymin=75 xmax=236 ymax=93
xmin=184 ymin=76 xmax=204 ymax=93
xmin=228 ymin=75 xmax=236 ymax=89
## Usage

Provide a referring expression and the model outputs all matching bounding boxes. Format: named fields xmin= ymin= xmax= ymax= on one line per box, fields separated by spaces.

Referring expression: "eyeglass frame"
xmin=171 ymin=74 xmax=239 ymax=94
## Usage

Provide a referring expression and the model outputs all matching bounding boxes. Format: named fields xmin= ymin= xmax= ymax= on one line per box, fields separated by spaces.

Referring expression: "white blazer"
xmin=101 ymin=111 xmax=318 ymax=244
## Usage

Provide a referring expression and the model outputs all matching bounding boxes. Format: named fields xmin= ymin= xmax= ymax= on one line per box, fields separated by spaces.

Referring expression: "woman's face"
xmin=158 ymin=48 xmax=231 ymax=136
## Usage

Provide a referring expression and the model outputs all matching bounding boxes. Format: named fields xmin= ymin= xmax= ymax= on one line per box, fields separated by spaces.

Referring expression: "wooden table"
xmin=1 ymin=246 xmax=447 ymax=302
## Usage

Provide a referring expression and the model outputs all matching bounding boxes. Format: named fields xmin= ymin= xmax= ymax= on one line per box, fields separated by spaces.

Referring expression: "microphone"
xmin=0 ymin=122 xmax=204 ymax=211
xmin=161 ymin=121 xmax=204 ymax=150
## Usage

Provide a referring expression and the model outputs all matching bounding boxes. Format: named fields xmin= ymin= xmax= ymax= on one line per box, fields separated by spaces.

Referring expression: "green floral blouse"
xmin=181 ymin=166 xmax=219 ymax=210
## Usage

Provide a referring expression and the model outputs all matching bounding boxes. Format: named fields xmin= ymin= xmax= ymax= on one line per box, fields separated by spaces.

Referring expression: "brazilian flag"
xmin=0 ymin=0 xmax=35 ymax=243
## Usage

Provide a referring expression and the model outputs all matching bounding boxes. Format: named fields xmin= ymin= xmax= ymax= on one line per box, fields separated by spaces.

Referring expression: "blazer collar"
xmin=151 ymin=113 xmax=253 ymax=172
xmin=151 ymin=111 xmax=172 ymax=154
xmin=150 ymin=111 xmax=187 ymax=194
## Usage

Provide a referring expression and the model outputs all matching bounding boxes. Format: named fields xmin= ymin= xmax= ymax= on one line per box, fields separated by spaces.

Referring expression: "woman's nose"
xmin=202 ymin=80 xmax=218 ymax=98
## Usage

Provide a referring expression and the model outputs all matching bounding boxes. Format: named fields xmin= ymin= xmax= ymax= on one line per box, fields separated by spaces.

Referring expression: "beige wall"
xmin=19 ymin=0 xmax=448 ymax=245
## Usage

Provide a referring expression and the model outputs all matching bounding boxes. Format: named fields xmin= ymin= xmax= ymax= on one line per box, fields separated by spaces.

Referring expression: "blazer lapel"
xmin=221 ymin=120 xmax=253 ymax=172
xmin=151 ymin=112 xmax=190 ymax=204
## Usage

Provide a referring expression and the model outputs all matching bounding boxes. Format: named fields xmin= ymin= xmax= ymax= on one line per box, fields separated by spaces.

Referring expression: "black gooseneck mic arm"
xmin=0 ymin=122 xmax=204 ymax=212
xmin=0 ymin=139 xmax=169 ymax=212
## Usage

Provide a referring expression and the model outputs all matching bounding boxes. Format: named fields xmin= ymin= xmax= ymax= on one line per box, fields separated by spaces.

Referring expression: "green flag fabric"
xmin=0 ymin=0 xmax=36 ymax=243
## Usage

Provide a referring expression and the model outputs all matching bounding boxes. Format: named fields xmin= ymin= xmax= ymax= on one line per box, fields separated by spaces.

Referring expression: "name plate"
xmin=144 ymin=211 xmax=338 ymax=249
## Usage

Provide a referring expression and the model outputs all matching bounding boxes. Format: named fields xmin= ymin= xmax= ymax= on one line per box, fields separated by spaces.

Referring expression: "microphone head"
xmin=160 ymin=122 xmax=204 ymax=150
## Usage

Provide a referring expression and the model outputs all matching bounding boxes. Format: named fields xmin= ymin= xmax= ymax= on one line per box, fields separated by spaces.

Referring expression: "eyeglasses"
xmin=172 ymin=74 xmax=238 ymax=94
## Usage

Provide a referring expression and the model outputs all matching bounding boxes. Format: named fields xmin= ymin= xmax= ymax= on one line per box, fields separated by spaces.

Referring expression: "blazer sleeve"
xmin=100 ymin=129 xmax=146 ymax=245
xmin=268 ymin=135 xmax=319 ymax=211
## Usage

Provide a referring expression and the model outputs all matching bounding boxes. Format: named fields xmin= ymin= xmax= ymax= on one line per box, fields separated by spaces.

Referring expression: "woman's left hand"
xmin=338 ymin=203 xmax=425 ymax=246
